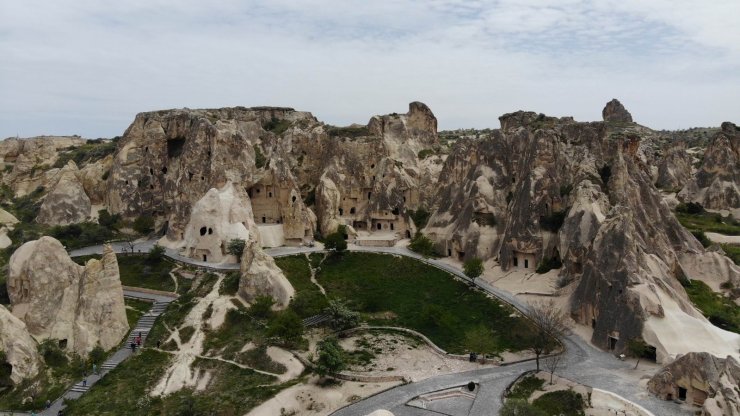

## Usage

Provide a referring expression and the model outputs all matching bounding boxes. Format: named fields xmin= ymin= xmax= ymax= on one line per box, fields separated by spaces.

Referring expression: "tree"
xmin=325 ymin=299 xmax=361 ymax=330
xmin=227 ymin=238 xmax=246 ymax=259
xmin=98 ymin=209 xmax=121 ymax=230
xmin=133 ymin=215 xmax=155 ymax=235
xmin=147 ymin=244 xmax=165 ymax=263
xmin=315 ymin=337 xmax=345 ymax=377
xmin=324 ymin=232 xmax=347 ymax=254
xmin=463 ymin=257 xmax=484 ymax=282
xmin=526 ymin=301 xmax=570 ymax=372
xmin=543 ymin=351 xmax=563 ymax=384
xmin=408 ymin=233 xmax=436 ymax=257
xmin=627 ymin=338 xmax=650 ymax=369
xmin=267 ymin=309 xmax=304 ymax=346
xmin=249 ymin=295 xmax=275 ymax=319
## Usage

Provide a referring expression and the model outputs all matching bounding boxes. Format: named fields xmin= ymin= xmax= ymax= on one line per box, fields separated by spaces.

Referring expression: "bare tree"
xmin=526 ymin=300 xmax=570 ymax=372
xmin=543 ymin=352 xmax=563 ymax=384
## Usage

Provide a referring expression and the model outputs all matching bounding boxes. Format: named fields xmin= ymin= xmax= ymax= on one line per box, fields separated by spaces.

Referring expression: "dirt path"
xmin=305 ymin=252 xmax=327 ymax=296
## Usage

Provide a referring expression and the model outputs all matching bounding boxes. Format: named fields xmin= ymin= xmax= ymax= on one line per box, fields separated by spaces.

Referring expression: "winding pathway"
xmin=67 ymin=240 xmax=689 ymax=416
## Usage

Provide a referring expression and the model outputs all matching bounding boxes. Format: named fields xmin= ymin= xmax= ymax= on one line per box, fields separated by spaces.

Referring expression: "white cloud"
xmin=0 ymin=0 xmax=738 ymax=138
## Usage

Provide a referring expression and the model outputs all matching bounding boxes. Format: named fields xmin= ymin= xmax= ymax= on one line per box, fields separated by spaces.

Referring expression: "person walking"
xmin=82 ymin=376 xmax=87 ymax=387
xmin=130 ymin=341 xmax=136 ymax=352
xmin=93 ymin=363 xmax=98 ymax=375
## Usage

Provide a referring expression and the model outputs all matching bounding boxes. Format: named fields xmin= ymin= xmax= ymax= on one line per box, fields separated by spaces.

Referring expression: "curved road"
xmin=69 ymin=241 xmax=688 ymax=416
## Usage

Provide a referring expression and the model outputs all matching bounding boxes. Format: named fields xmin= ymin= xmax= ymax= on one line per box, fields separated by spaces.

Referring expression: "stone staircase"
xmin=68 ymin=299 xmax=172 ymax=394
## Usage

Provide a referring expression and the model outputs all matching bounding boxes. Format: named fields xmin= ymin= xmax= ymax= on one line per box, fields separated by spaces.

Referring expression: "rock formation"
xmin=35 ymin=161 xmax=92 ymax=225
xmin=0 ymin=208 xmax=18 ymax=249
xmin=602 ymin=98 xmax=633 ymax=123
xmin=238 ymin=239 xmax=295 ymax=309
xmin=655 ymin=142 xmax=693 ymax=191
xmin=0 ymin=306 xmax=41 ymax=385
xmin=7 ymin=237 xmax=128 ymax=355
xmin=679 ymin=122 xmax=740 ymax=212
xmin=648 ymin=352 xmax=740 ymax=415
xmin=424 ymin=101 xmax=739 ymax=361
xmin=177 ymin=182 xmax=257 ymax=263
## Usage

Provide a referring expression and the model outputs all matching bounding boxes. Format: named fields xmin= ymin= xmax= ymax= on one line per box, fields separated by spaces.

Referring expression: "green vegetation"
xmin=278 ymin=252 xmax=540 ymax=354
xmin=220 ymin=271 xmax=241 ymax=296
xmin=50 ymin=222 xmax=114 ymax=250
xmin=53 ymin=139 xmax=117 ymax=169
xmin=324 ymin=230 xmax=347 ymax=254
xmin=125 ymin=298 xmax=153 ymax=328
xmin=132 ymin=215 xmax=155 ymax=235
xmin=408 ymin=233 xmax=437 ymax=258
xmin=276 ymin=256 xmax=329 ymax=319
xmin=325 ymin=299 xmax=361 ymax=330
xmin=326 ymin=125 xmax=371 ymax=138
xmin=253 ymin=144 xmax=266 ymax=169
xmin=463 ymin=257 xmax=484 ymax=281
xmin=1 ymin=185 xmax=45 ymax=223
xmin=315 ymin=337 xmax=345 ymax=377
xmin=531 ymin=390 xmax=586 ymax=416
xmin=73 ymin=253 xmax=176 ymax=292
xmin=507 ymin=374 xmax=545 ymax=400
xmin=97 ymin=209 xmax=122 ymax=230
xmin=540 ymin=210 xmax=567 ymax=232
xmin=262 ymin=117 xmax=292 ymax=135
xmin=626 ymin=338 xmax=650 ymax=369
xmin=409 ymin=208 xmax=430 ymax=229
xmin=721 ymin=244 xmax=740 ymax=265
xmin=682 ymin=280 xmax=739 ymax=333
xmin=417 ymin=148 xmax=436 ymax=159
xmin=675 ymin=208 xmax=740 ymax=236
xmin=266 ymin=309 xmax=304 ymax=347
xmin=227 ymin=238 xmax=246 ymax=259
xmin=536 ymin=256 xmax=563 ymax=274
xmin=500 ymin=399 xmax=547 ymax=416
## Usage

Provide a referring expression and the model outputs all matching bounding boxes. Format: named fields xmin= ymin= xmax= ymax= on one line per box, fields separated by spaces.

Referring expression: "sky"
xmin=1 ymin=0 xmax=739 ymax=139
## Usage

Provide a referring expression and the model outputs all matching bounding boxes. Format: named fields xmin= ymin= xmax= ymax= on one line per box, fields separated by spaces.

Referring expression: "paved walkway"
xmin=67 ymin=240 xmax=689 ymax=416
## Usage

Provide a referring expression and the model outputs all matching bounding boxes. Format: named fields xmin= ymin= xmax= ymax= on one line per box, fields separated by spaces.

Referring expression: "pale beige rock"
xmin=0 ymin=306 xmax=41 ymax=384
xmin=180 ymin=182 xmax=257 ymax=263
xmin=7 ymin=237 xmax=128 ymax=355
xmin=36 ymin=161 xmax=91 ymax=225
xmin=0 ymin=208 xmax=18 ymax=225
xmin=238 ymin=239 xmax=295 ymax=309
xmin=77 ymin=154 xmax=113 ymax=204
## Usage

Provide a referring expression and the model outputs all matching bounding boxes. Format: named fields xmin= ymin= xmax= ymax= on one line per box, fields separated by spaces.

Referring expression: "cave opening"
xmin=167 ymin=137 xmax=186 ymax=158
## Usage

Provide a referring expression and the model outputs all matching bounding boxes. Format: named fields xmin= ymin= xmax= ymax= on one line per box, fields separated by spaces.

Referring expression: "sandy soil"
xmin=481 ymin=260 xmax=560 ymax=296
xmin=706 ymin=232 xmax=740 ymax=244
xmin=338 ymin=332 xmax=496 ymax=382
xmin=267 ymin=346 xmax=305 ymax=382
xmin=244 ymin=376 xmax=400 ymax=416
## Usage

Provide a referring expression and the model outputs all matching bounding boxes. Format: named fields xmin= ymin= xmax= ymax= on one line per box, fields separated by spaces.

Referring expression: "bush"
xmin=146 ymin=245 xmax=166 ymax=263
xmin=227 ymin=239 xmax=246 ymax=259
xmin=262 ymin=117 xmax=292 ymax=135
xmin=325 ymin=299 xmax=361 ymax=330
xmin=408 ymin=233 xmax=437 ymax=257
xmin=540 ymin=210 xmax=567 ymax=232
xmin=324 ymin=231 xmax=347 ymax=254
xmin=253 ymin=145 xmax=266 ymax=169
xmin=267 ymin=309 xmax=304 ymax=347
xmin=676 ymin=202 xmax=705 ymax=215
xmin=417 ymin=149 xmax=435 ymax=159
xmin=463 ymin=257 xmax=484 ymax=280
xmin=532 ymin=390 xmax=585 ymax=416
xmin=88 ymin=344 xmax=106 ymax=365
xmin=536 ymin=256 xmax=562 ymax=274
xmin=220 ymin=272 xmax=241 ymax=296
xmin=508 ymin=374 xmax=545 ymax=400
xmin=692 ymin=230 xmax=711 ymax=248
xmin=501 ymin=399 xmax=546 ymax=416
xmin=315 ymin=337 xmax=345 ymax=377
xmin=409 ymin=208 xmax=431 ymax=229
xmin=249 ymin=296 xmax=275 ymax=320
xmin=50 ymin=222 xmax=114 ymax=250
xmin=97 ymin=209 xmax=121 ymax=230
xmin=133 ymin=215 xmax=155 ymax=235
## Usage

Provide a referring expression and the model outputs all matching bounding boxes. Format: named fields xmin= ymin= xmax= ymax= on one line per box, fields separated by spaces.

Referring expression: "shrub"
xmin=267 ymin=309 xmax=304 ymax=346
xmin=540 ymin=210 xmax=567 ymax=232
xmin=227 ymin=239 xmax=246 ymax=259
xmin=253 ymin=145 xmax=266 ymax=169
xmin=532 ymin=390 xmax=585 ymax=416
xmin=417 ymin=149 xmax=435 ymax=159
xmin=408 ymin=233 xmax=437 ymax=257
xmin=536 ymin=256 xmax=562 ymax=274
xmin=409 ymin=208 xmax=430 ymax=229
xmin=146 ymin=245 xmax=166 ymax=263
xmin=97 ymin=209 xmax=121 ymax=230
xmin=315 ymin=337 xmax=345 ymax=377
xmin=508 ymin=374 xmax=545 ymax=400
xmin=249 ymin=296 xmax=275 ymax=320
xmin=501 ymin=399 xmax=546 ymax=416
xmin=325 ymin=299 xmax=361 ymax=330
xmin=324 ymin=231 xmax=347 ymax=254
xmin=676 ymin=202 xmax=705 ymax=215
xmin=220 ymin=272 xmax=241 ymax=296
xmin=692 ymin=230 xmax=711 ymax=248
xmin=463 ymin=257 xmax=484 ymax=280
xmin=133 ymin=215 xmax=155 ymax=235
xmin=262 ymin=117 xmax=292 ymax=135
xmin=88 ymin=344 xmax=106 ymax=365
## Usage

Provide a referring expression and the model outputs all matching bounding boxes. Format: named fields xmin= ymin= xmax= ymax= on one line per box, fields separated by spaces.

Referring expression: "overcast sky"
xmin=1 ymin=1 xmax=739 ymax=139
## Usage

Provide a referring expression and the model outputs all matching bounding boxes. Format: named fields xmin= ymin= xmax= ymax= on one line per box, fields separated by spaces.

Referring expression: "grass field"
xmin=124 ymin=298 xmax=152 ymax=328
xmin=676 ymin=211 xmax=740 ymax=236
xmin=73 ymin=254 xmax=176 ymax=292
xmin=277 ymin=252 xmax=540 ymax=355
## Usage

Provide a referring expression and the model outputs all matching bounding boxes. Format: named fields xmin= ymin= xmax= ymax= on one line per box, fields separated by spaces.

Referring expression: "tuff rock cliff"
xmin=7 ymin=237 xmax=128 ymax=355
xmin=0 ymin=306 xmax=41 ymax=385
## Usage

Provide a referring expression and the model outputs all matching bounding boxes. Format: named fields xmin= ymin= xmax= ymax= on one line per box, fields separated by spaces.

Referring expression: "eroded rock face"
xmin=178 ymin=182 xmax=257 ymax=263
xmin=36 ymin=161 xmax=91 ymax=225
xmin=679 ymin=122 xmax=740 ymax=211
xmin=0 ymin=306 xmax=41 ymax=384
xmin=655 ymin=143 xmax=693 ymax=191
xmin=648 ymin=352 xmax=740 ymax=415
xmin=7 ymin=237 xmax=128 ymax=355
xmin=602 ymin=98 xmax=633 ymax=123
xmin=238 ymin=239 xmax=294 ymax=309
xmin=424 ymin=101 xmax=739 ymax=359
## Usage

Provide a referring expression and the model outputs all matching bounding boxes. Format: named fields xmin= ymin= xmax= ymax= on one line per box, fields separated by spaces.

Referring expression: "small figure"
xmin=93 ymin=363 xmax=98 ymax=375
xmin=130 ymin=342 xmax=136 ymax=352
xmin=46 ymin=399 xmax=51 ymax=408
xmin=82 ymin=377 xmax=87 ymax=387
xmin=157 ymin=340 xmax=161 ymax=349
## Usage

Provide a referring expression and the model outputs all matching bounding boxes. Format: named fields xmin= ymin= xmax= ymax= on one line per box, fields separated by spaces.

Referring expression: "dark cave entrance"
xmin=167 ymin=137 xmax=186 ymax=158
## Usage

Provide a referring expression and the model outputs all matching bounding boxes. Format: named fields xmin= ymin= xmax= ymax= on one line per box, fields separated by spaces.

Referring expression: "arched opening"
xmin=350 ymin=207 xmax=355 ymax=214
xmin=370 ymin=164 xmax=375 ymax=168
xmin=203 ymin=254 xmax=207 ymax=262
xmin=149 ymin=168 xmax=153 ymax=175
xmin=339 ymin=208 xmax=344 ymax=216
xmin=58 ymin=339 xmax=68 ymax=349
xmin=269 ymin=192 xmax=272 ymax=198
xmin=368 ymin=192 xmax=372 ymax=199
xmin=262 ymin=216 xmax=266 ymax=223
xmin=161 ymin=166 xmax=168 ymax=174
xmin=292 ymin=195 xmax=296 ymax=202
xmin=406 ymin=230 xmax=411 ymax=238
xmin=199 ymin=227 xmax=207 ymax=236
xmin=376 ymin=223 xmax=382 ymax=230
xmin=208 ymin=228 xmax=213 ymax=235
xmin=145 ymin=146 xmax=149 ymax=153
xmin=390 ymin=223 xmax=394 ymax=230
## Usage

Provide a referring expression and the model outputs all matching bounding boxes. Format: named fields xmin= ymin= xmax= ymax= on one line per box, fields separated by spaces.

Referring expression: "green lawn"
xmin=721 ymin=244 xmax=740 ymax=266
xmin=124 ymin=298 xmax=152 ymax=328
xmin=676 ymin=212 xmax=740 ymax=236
xmin=275 ymin=255 xmax=329 ymax=319
xmin=683 ymin=280 xmax=740 ymax=333
xmin=277 ymin=252 xmax=539 ymax=355
xmin=74 ymin=254 xmax=176 ymax=292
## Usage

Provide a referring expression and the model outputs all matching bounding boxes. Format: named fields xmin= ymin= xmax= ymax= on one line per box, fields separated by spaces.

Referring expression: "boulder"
xmin=238 ymin=239 xmax=294 ymax=309
xmin=36 ymin=161 xmax=91 ymax=225
xmin=0 ymin=208 xmax=18 ymax=225
xmin=0 ymin=306 xmax=41 ymax=385
xmin=602 ymin=98 xmax=633 ymax=123
xmin=648 ymin=352 xmax=739 ymax=415
xmin=7 ymin=237 xmax=128 ymax=355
